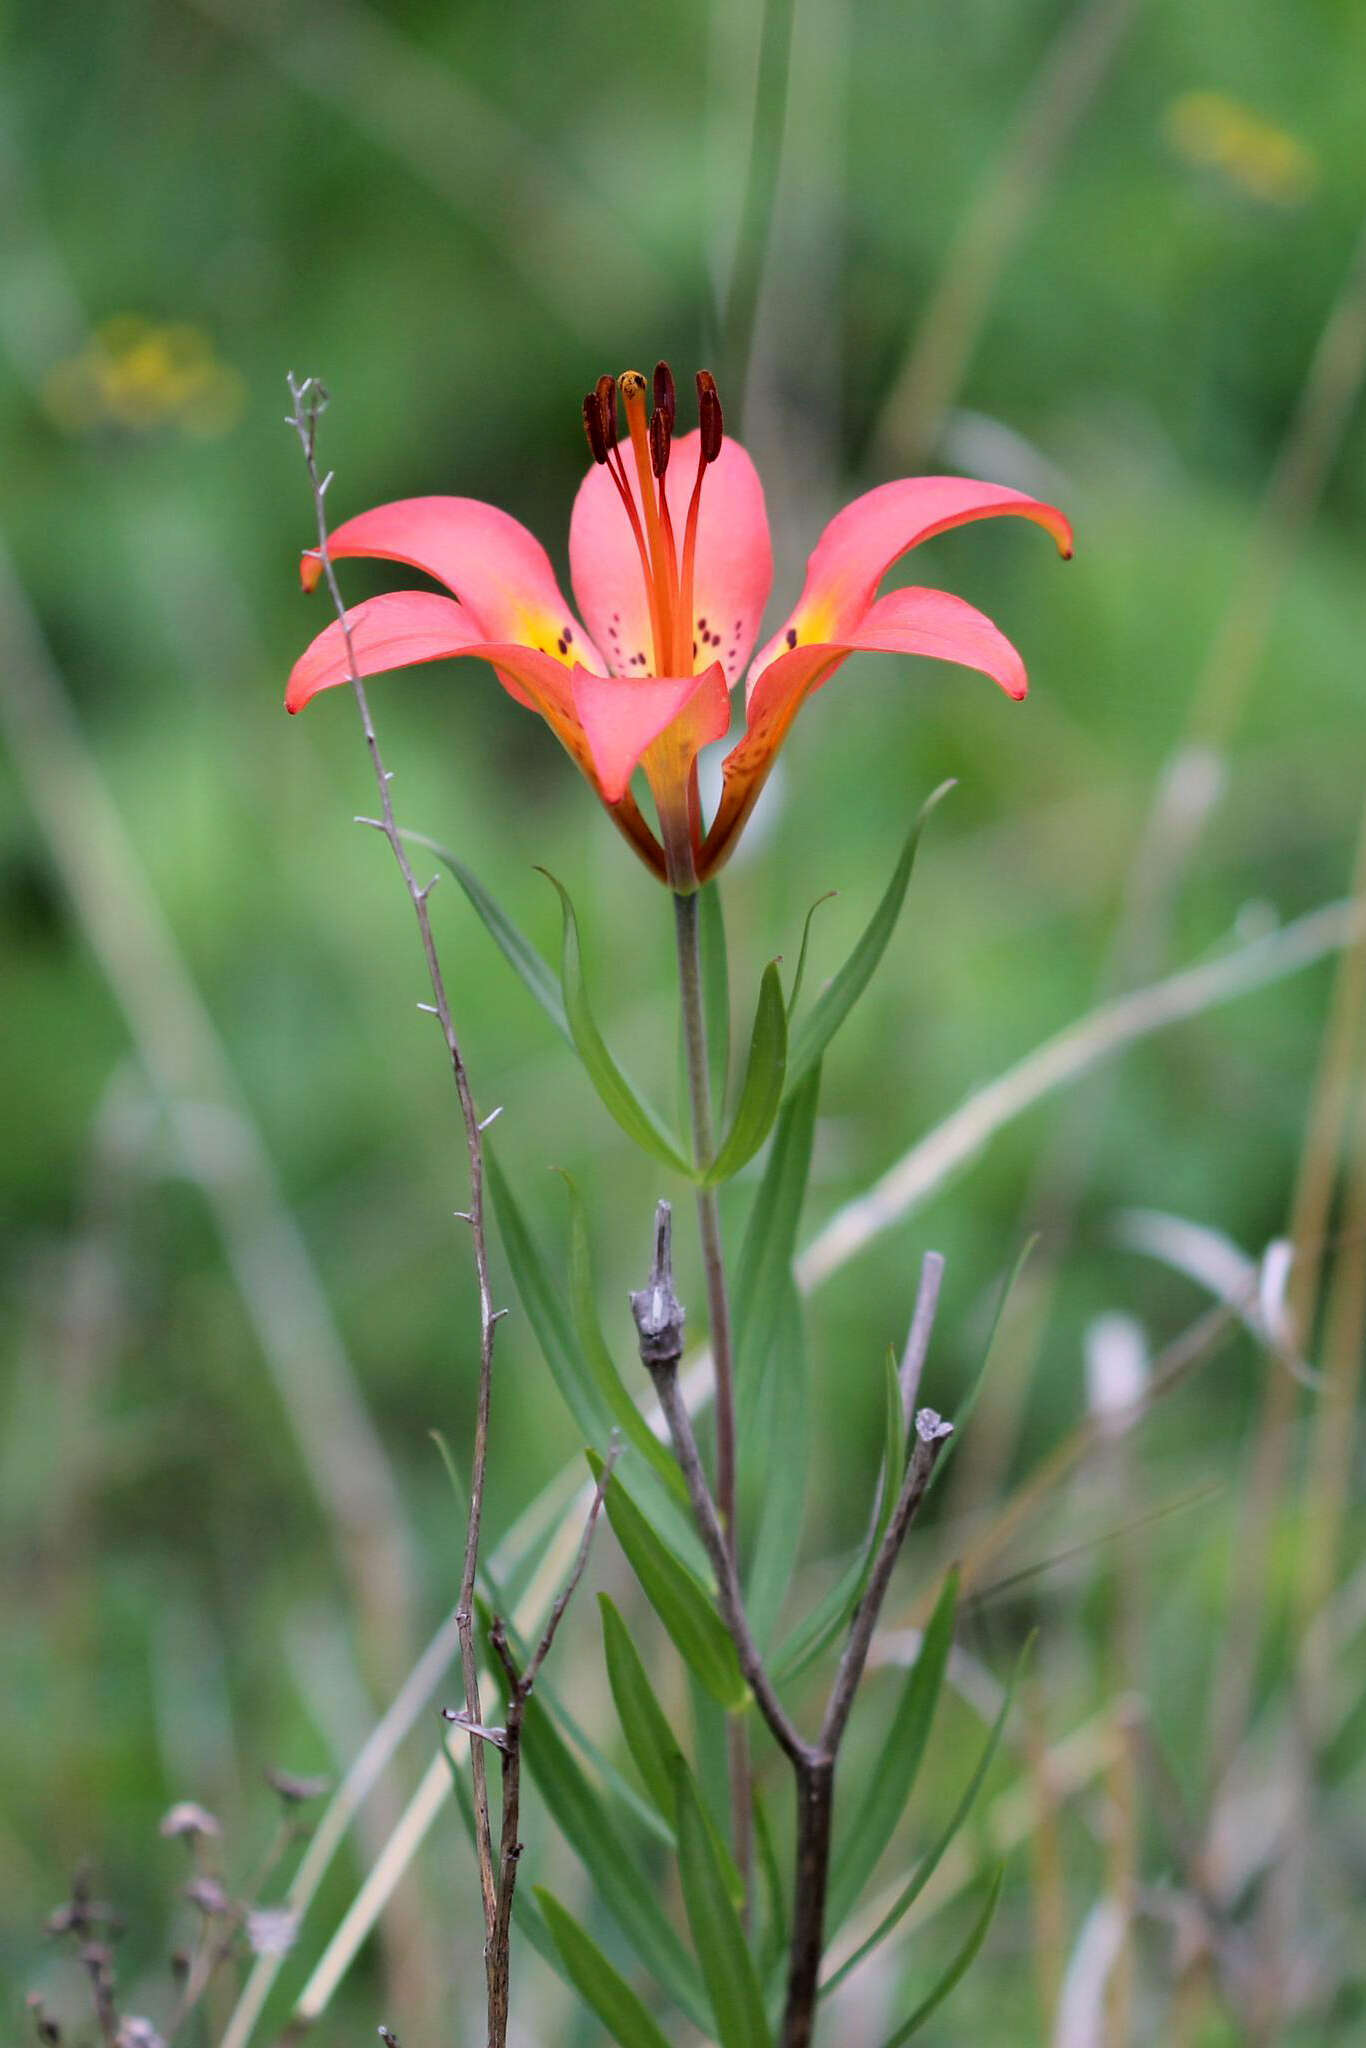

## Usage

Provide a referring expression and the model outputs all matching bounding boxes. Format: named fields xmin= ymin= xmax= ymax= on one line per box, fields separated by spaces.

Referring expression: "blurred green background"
xmin=4 ymin=0 xmax=1365 ymax=2040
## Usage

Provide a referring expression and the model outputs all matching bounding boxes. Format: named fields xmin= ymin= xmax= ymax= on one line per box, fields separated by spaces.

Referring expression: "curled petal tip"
xmin=300 ymin=550 xmax=323 ymax=593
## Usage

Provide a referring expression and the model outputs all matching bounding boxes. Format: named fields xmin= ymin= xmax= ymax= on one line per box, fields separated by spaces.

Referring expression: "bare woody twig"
xmin=450 ymin=1447 xmax=619 ymax=2044
xmin=284 ymin=379 xmax=504 ymax=2014
xmin=631 ymin=1208 xmax=954 ymax=2048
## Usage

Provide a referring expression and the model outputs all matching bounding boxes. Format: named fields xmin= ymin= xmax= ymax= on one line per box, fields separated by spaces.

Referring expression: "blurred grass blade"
xmin=699 ymin=879 xmax=731 ymax=1117
xmin=823 ymin=1640 xmax=1028 ymax=1995
xmin=785 ymin=782 xmax=955 ymax=1098
xmin=771 ymin=1347 xmax=906 ymax=1679
xmin=517 ymin=1692 xmax=709 ymax=2028
xmin=404 ymin=830 xmax=568 ymax=1041
xmin=929 ymin=1237 xmax=1037 ymax=1496
xmin=559 ymin=1170 xmax=689 ymax=1503
xmin=599 ymin=1596 xmax=745 ymax=1907
xmin=878 ymin=1865 xmax=1005 ymax=2044
xmin=787 ymin=890 xmax=838 ymax=1017
xmin=535 ymin=1887 xmax=675 ymax=2048
xmin=589 ymin=1451 xmax=749 ymax=1710
xmin=675 ymin=1764 xmax=773 ymax=2048
xmin=541 ymin=869 xmax=694 ymax=1174
xmin=744 ymin=1278 xmax=809 ymax=1644
xmin=705 ymin=960 xmax=787 ymax=1185
xmin=828 ymin=1568 xmax=959 ymax=1932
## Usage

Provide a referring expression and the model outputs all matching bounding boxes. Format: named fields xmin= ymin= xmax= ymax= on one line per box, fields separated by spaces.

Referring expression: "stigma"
xmin=581 ymin=362 xmax=724 ymax=678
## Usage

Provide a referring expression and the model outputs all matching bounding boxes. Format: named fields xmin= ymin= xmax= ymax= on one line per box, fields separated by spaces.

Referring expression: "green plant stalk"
xmin=673 ymin=881 xmax=752 ymax=1908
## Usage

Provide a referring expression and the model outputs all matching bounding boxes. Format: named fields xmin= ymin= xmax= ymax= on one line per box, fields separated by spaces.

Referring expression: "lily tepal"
xmin=287 ymin=365 xmax=1073 ymax=889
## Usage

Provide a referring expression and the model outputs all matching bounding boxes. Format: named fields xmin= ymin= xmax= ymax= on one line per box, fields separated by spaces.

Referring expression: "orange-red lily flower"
xmin=287 ymin=366 xmax=1072 ymax=887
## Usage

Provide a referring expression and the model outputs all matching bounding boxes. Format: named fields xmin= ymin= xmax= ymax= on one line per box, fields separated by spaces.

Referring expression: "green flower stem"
xmin=672 ymin=882 xmax=752 ymax=1907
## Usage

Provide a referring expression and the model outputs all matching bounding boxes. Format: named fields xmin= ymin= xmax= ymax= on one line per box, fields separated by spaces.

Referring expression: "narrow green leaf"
xmin=541 ymin=869 xmax=693 ymax=1174
xmin=828 ymin=1568 xmax=959 ymax=1932
xmin=929 ymin=1236 xmax=1036 ymax=1495
xmin=488 ymin=1153 xmax=704 ymax=1571
xmin=823 ymin=1640 xmax=1029 ymax=1996
xmin=878 ymin=1865 xmax=1004 ymax=2045
xmin=403 ymin=831 xmax=568 ymax=1041
xmin=675 ymin=1764 xmax=772 ymax=2048
xmin=705 ymin=960 xmax=788 ymax=1185
xmin=488 ymin=1145 xmax=613 ymax=1446
xmin=535 ymin=1887 xmax=675 ymax=2048
xmin=771 ymin=1346 xmax=906 ymax=1681
xmin=599 ymin=1597 xmax=745 ymax=1909
xmin=590 ymin=1452 xmax=749 ymax=1711
xmin=785 ymin=781 xmax=955 ymax=1097
xmin=599 ymin=1593 xmax=689 ymax=1822
xmin=786 ymin=890 xmax=837 ymax=1018
xmin=752 ymin=1781 xmax=789 ymax=1988
xmin=733 ymin=1066 xmax=821 ymax=1426
xmin=699 ymin=879 xmax=731 ymax=1118
xmin=559 ymin=1171 xmax=689 ymax=1504
xmin=744 ymin=1278 xmax=809 ymax=1645
xmin=517 ymin=1690 xmax=709 ymax=2029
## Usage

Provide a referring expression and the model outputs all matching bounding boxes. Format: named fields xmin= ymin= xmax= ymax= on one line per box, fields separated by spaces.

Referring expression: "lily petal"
xmin=571 ymin=661 xmax=731 ymax=806
xmin=300 ymin=495 xmax=606 ymax=672
xmin=286 ymin=590 xmax=490 ymax=713
xmin=286 ymin=591 xmax=665 ymax=875
xmin=700 ymin=585 xmax=1032 ymax=878
xmin=569 ymin=433 xmax=772 ymax=686
xmin=749 ymin=476 xmax=1072 ymax=685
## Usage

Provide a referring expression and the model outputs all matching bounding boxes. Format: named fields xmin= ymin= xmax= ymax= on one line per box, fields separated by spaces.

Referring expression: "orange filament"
xmin=584 ymin=365 xmax=723 ymax=681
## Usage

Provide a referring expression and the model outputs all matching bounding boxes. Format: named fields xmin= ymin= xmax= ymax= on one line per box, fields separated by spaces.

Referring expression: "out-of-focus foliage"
xmin=4 ymin=0 xmax=1365 ymax=2040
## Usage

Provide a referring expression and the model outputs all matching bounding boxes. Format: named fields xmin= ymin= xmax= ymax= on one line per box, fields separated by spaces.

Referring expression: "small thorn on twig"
xmin=631 ymin=1200 xmax=685 ymax=1368
xmin=417 ymin=1001 xmax=439 ymax=1016
xmin=453 ymin=1209 xmax=474 ymax=1224
xmin=490 ymin=1306 xmax=511 ymax=1325
xmin=378 ymin=2027 xmax=401 ymax=2046
xmin=440 ymin=1708 xmax=509 ymax=1751
xmin=477 ymin=1105 xmax=504 ymax=1132
xmin=355 ymin=815 xmax=386 ymax=832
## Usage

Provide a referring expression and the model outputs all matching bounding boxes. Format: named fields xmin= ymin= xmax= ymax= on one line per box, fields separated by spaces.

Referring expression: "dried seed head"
xmin=158 ymin=1803 xmax=221 ymax=1842
xmin=265 ymin=1767 xmax=332 ymax=1805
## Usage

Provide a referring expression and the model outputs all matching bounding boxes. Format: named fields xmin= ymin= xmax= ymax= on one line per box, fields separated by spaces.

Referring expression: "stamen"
xmin=696 ymin=370 xmax=723 ymax=463
xmin=648 ymin=408 xmax=671 ymax=479
xmin=582 ymin=390 xmax=609 ymax=465
xmin=619 ymin=369 xmax=674 ymax=670
xmin=679 ymin=371 xmax=724 ymax=667
xmin=653 ymin=361 xmax=676 ymax=434
xmin=594 ymin=373 xmax=619 ymax=450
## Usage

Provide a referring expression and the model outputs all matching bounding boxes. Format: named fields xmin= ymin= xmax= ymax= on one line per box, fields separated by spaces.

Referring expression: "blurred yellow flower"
xmin=1164 ymin=90 xmax=1318 ymax=208
xmin=42 ymin=315 xmax=246 ymax=438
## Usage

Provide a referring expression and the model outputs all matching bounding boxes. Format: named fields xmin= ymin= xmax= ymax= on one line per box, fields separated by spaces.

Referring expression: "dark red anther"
xmin=696 ymin=370 xmax=723 ymax=462
xmin=594 ymin=373 xmax=619 ymax=450
xmin=582 ymin=390 xmax=609 ymax=464
xmin=653 ymin=361 xmax=676 ymax=431
xmin=648 ymin=404 xmax=672 ymax=478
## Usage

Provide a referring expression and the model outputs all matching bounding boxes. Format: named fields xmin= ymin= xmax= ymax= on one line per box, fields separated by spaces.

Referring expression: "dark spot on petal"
xmin=692 ymin=639 xmax=698 ymax=656
xmin=786 ymin=627 xmax=798 ymax=649
xmin=698 ymin=617 xmax=707 ymax=630
xmin=557 ymin=637 xmax=567 ymax=655
xmin=564 ymin=625 xmax=573 ymax=642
